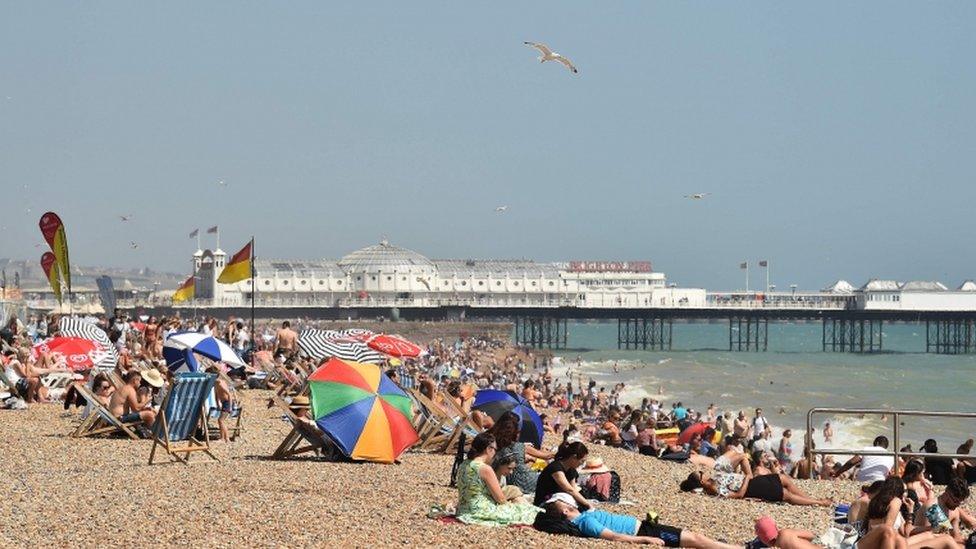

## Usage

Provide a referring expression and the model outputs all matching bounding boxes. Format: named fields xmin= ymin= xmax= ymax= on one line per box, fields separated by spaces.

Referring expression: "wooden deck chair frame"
xmin=148 ymin=376 xmax=219 ymax=465
xmin=437 ymin=389 xmax=483 ymax=452
xmin=269 ymin=394 xmax=333 ymax=460
xmin=274 ymin=365 xmax=305 ymax=397
xmin=70 ymin=382 xmax=141 ymax=440
xmin=407 ymin=389 xmax=465 ymax=453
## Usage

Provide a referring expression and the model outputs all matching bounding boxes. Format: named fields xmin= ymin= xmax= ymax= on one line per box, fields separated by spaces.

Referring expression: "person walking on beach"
xmin=733 ymin=411 xmax=750 ymax=439
xmin=823 ymin=421 xmax=834 ymax=444
xmin=752 ymin=408 xmax=770 ymax=442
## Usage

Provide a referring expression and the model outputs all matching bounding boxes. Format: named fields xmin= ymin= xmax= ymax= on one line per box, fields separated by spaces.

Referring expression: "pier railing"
xmin=805 ymin=407 xmax=976 ymax=468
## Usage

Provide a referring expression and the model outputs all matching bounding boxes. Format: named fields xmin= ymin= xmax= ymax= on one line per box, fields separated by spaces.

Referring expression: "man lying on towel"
xmin=539 ymin=493 xmax=738 ymax=548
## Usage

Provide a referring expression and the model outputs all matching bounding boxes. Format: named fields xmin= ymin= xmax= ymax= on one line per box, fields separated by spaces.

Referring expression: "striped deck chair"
xmin=70 ymin=382 xmax=141 ymax=440
xmin=269 ymin=394 xmax=337 ymax=460
xmin=437 ymin=389 xmax=484 ymax=453
xmin=148 ymin=373 xmax=219 ymax=465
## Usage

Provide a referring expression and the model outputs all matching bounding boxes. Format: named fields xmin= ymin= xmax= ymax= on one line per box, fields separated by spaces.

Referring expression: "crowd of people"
xmin=4 ymin=311 xmax=976 ymax=547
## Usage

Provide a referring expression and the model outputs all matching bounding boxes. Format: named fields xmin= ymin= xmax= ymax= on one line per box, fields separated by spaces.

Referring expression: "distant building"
xmin=188 ymin=240 xmax=707 ymax=309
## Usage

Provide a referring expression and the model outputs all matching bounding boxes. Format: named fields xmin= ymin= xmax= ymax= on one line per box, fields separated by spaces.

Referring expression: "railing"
xmin=805 ymin=407 xmax=976 ymax=468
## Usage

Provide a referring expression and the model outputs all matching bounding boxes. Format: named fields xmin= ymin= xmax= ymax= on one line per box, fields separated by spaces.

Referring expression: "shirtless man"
xmin=733 ymin=411 xmax=751 ymax=439
xmin=920 ymin=477 xmax=976 ymax=543
xmin=108 ymin=370 xmax=155 ymax=428
xmin=274 ymin=321 xmax=297 ymax=358
xmin=823 ymin=421 xmax=834 ymax=444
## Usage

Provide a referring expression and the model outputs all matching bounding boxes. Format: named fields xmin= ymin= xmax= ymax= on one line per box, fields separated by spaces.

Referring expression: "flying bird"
xmin=129 ymin=241 xmax=139 ymax=249
xmin=684 ymin=193 xmax=711 ymax=200
xmin=495 ymin=206 xmax=508 ymax=213
xmin=524 ymin=42 xmax=578 ymax=74
xmin=217 ymin=180 xmax=228 ymax=187
xmin=119 ymin=215 xmax=133 ymax=222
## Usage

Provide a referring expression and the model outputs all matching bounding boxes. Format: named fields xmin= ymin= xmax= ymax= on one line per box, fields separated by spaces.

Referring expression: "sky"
xmin=2 ymin=2 xmax=975 ymax=290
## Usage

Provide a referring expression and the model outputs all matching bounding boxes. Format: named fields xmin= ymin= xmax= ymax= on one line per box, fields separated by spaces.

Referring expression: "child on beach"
xmin=211 ymin=366 xmax=234 ymax=443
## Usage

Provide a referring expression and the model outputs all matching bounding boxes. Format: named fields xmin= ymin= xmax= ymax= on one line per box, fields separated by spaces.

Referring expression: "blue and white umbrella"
xmin=163 ymin=332 xmax=246 ymax=373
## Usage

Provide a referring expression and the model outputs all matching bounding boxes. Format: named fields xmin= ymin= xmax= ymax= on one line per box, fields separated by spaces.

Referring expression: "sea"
xmin=544 ymin=321 xmax=976 ymax=455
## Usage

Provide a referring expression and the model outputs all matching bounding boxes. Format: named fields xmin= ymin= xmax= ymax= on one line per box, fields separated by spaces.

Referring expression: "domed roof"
xmin=337 ymin=240 xmax=434 ymax=272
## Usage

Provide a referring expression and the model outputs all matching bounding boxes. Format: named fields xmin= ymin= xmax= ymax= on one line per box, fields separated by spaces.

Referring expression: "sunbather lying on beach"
xmin=538 ymin=492 xmax=740 ymax=548
xmin=679 ymin=469 xmax=831 ymax=506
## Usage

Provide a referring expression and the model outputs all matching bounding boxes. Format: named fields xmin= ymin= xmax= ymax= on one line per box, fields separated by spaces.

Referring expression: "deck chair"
xmin=269 ymin=394 xmax=338 ymax=460
xmin=107 ymin=370 xmax=125 ymax=390
xmin=148 ymin=372 xmax=219 ymax=465
xmin=274 ymin=365 xmax=305 ymax=397
xmin=438 ymin=389 xmax=484 ymax=452
xmin=408 ymin=389 xmax=478 ymax=453
xmin=70 ymin=382 xmax=141 ymax=439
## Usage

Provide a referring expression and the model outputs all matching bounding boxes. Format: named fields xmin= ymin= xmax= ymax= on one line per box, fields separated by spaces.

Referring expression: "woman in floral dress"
xmin=456 ymin=432 xmax=540 ymax=526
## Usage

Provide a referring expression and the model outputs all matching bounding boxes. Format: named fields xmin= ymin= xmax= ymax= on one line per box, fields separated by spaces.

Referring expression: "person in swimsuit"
xmin=679 ymin=469 xmax=831 ymax=506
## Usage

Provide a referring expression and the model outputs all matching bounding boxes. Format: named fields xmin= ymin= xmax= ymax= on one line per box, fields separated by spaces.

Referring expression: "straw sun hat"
xmin=290 ymin=396 xmax=311 ymax=409
xmin=141 ymin=368 xmax=165 ymax=388
xmin=579 ymin=457 xmax=610 ymax=474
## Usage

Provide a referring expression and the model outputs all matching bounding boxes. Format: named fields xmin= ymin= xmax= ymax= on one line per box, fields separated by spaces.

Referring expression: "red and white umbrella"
xmin=366 ymin=334 xmax=424 ymax=358
xmin=32 ymin=337 xmax=102 ymax=371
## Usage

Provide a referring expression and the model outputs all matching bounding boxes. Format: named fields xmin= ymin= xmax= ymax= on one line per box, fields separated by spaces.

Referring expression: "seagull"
xmin=684 ymin=193 xmax=711 ymax=200
xmin=217 ymin=180 xmax=228 ymax=187
xmin=119 ymin=214 xmax=133 ymax=222
xmin=495 ymin=206 xmax=508 ymax=213
xmin=129 ymin=241 xmax=139 ymax=249
xmin=524 ymin=42 xmax=578 ymax=74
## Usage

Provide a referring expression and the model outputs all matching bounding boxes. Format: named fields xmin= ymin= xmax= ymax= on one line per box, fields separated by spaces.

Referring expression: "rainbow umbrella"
xmin=308 ymin=357 xmax=418 ymax=463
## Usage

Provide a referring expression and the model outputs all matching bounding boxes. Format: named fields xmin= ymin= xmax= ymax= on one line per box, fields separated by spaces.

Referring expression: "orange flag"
xmin=217 ymin=240 xmax=253 ymax=284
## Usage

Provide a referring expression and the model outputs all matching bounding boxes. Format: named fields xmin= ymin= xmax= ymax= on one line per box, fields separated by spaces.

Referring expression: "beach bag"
xmin=819 ymin=524 xmax=858 ymax=549
xmin=580 ymin=471 xmax=621 ymax=503
xmin=832 ymin=503 xmax=850 ymax=524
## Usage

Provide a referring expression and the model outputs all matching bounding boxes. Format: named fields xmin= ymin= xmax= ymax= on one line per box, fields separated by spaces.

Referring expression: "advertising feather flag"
xmin=40 ymin=252 xmax=62 ymax=304
xmin=39 ymin=212 xmax=70 ymax=292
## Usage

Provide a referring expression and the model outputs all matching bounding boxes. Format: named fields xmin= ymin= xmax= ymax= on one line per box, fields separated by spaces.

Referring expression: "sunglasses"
xmin=99 ymin=384 xmax=111 ymax=390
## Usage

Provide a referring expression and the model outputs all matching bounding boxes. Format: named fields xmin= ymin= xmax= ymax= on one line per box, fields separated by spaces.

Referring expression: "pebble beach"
xmin=6 ymin=390 xmax=971 ymax=548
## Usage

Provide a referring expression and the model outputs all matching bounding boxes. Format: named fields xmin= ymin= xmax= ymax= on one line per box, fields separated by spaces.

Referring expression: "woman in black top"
xmin=533 ymin=441 xmax=591 ymax=510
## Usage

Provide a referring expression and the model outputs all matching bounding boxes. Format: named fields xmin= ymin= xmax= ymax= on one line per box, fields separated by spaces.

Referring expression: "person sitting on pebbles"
xmin=539 ymin=492 xmax=739 ymax=548
xmin=679 ymin=468 xmax=831 ymax=506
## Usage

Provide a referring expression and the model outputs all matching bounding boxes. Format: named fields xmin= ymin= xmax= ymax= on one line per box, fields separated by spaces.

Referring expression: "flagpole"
xmin=766 ymin=261 xmax=771 ymax=294
xmin=250 ymin=236 xmax=255 ymax=370
xmin=216 ymin=227 xmax=220 ymax=251
xmin=745 ymin=263 xmax=750 ymax=293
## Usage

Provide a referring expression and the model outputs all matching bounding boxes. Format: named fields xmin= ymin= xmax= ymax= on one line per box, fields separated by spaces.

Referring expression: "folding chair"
xmin=70 ymin=383 xmax=141 ymax=439
xmin=269 ymin=395 xmax=337 ymax=460
xmin=148 ymin=373 xmax=219 ymax=465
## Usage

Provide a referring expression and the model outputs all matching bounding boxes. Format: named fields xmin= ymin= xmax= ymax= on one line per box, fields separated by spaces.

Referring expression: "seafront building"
xmin=192 ymin=241 xmax=704 ymax=309
xmin=10 ymin=241 xmax=976 ymax=315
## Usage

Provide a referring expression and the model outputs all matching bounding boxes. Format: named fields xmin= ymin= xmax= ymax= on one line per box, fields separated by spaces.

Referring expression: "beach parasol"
xmin=32 ymin=337 xmax=99 ymax=371
xmin=308 ymin=357 xmax=418 ymax=463
xmin=472 ymin=390 xmax=544 ymax=448
xmin=366 ymin=334 xmax=423 ymax=358
xmin=163 ymin=332 xmax=245 ymax=373
xmin=298 ymin=329 xmax=385 ymax=364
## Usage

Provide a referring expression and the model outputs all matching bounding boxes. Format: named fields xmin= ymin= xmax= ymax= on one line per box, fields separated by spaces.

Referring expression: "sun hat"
xmin=544 ymin=492 xmax=576 ymax=506
xmin=755 ymin=516 xmax=779 ymax=546
xmin=290 ymin=396 xmax=310 ymax=409
xmin=580 ymin=457 xmax=611 ymax=474
xmin=141 ymin=368 xmax=165 ymax=388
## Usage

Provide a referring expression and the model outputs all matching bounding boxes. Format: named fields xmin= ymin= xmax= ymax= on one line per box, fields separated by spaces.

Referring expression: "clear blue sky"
xmin=2 ymin=2 xmax=974 ymax=290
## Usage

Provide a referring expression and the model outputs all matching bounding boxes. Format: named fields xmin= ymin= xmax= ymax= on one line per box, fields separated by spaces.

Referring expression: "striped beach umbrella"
xmin=308 ymin=357 xmax=418 ymax=463
xmin=298 ymin=329 xmax=385 ymax=364
xmin=163 ymin=332 xmax=245 ymax=372
xmin=58 ymin=317 xmax=118 ymax=370
xmin=472 ymin=390 xmax=544 ymax=448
